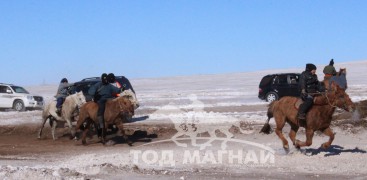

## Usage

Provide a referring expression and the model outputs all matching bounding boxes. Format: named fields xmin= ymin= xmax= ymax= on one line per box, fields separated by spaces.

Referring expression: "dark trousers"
xmin=299 ymin=97 xmax=314 ymax=115
xmin=56 ymin=97 xmax=65 ymax=109
xmin=97 ymin=98 xmax=108 ymax=117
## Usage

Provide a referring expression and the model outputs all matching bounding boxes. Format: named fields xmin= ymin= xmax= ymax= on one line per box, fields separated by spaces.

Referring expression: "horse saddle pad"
xmin=294 ymin=98 xmax=303 ymax=110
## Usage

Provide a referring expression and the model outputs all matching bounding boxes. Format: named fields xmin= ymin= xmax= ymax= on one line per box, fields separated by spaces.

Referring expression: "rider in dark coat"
xmin=88 ymin=73 xmax=121 ymax=137
xmin=297 ymin=63 xmax=322 ymax=121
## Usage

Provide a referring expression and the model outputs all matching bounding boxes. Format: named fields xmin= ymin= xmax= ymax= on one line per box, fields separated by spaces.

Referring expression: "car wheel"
xmin=13 ymin=100 xmax=25 ymax=111
xmin=266 ymin=92 xmax=279 ymax=102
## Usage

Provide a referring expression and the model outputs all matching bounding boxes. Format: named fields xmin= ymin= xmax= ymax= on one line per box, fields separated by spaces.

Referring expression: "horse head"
xmin=116 ymin=96 xmax=135 ymax=118
xmin=328 ymin=81 xmax=355 ymax=112
xmin=73 ymin=91 xmax=86 ymax=108
xmin=337 ymin=68 xmax=347 ymax=76
xmin=120 ymin=89 xmax=140 ymax=110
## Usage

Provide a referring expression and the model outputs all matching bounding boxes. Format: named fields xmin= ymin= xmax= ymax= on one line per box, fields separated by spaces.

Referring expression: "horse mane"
xmin=336 ymin=68 xmax=346 ymax=76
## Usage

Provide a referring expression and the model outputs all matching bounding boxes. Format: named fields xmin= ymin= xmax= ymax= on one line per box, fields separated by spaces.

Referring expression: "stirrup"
xmin=297 ymin=113 xmax=306 ymax=120
xmin=56 ymin=108 xmax=62 ymax=116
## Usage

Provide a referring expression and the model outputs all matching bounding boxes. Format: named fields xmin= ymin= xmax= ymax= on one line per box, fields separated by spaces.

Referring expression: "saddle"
xmin=294 ymin=95 xmax=323 ymax=110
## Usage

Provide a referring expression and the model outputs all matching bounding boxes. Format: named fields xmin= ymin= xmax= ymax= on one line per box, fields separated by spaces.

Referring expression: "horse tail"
xmin=260 ymin=101 xmax=276 ymax=134
xmin=42 ymin=104 xmax=50 ymax=120
xmin=75 ymin=107 xmax=87 ymax=131
xmin=48 ymin=116 xmax=54 ymax=127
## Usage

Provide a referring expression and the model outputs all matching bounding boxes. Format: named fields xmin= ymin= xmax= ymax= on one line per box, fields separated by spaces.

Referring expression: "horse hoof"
xmin=283 ymin=144 xmax=289 ymax=150
xmin=128 ymin=142 xmax=133 ymax=146
xmin=82 ymin=140 xmax=87 ymax=145
xmin=321 ymin=143 xmax=330 ymax=149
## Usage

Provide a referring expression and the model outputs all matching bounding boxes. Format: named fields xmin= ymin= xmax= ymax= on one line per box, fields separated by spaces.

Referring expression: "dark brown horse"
xmin=260 ymin=82 xmax=355 ymax=150
xmin=76 ymin=96 xmax=134 ymax=145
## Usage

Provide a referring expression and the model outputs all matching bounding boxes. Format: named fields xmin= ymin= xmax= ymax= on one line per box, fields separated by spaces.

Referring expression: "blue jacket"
xmin=88 ymin=82 xmax=121 ymax=101
xmin=55 ymin=82 xmax=74 ymax=98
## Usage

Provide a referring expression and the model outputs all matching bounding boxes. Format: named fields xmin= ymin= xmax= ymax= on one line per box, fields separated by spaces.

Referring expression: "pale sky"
xmin=1 ymin=1 xmax=366 ymax=85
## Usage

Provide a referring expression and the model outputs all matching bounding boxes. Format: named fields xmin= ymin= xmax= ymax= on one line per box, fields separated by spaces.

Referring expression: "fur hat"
xmin=329 ymin=59 xmax=334 ymax=66
xmin=107 ymin=73 xmax=116 ymax=83
xmin=61 ymin=78 xmax=68 ymax=83
xmin=101 ymin=73 xmax=108 ymax=85
xmin=306 ymin=63 xmax=317 ymax=71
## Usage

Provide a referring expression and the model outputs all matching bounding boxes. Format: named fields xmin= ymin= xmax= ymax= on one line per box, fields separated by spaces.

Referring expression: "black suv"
xmin=258 ymin=73 xmax=301 ymax=102
xmin=69 ymin=76 xmax=135 ymax=100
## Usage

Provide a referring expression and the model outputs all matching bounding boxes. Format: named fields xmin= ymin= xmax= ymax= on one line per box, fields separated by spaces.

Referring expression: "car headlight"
xmin=27 ymin=95 xmax=34 ymax=100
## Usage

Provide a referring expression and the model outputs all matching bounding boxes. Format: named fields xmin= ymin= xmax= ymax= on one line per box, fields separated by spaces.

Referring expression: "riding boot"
xmin=97 ymin=116 xmax=105 ymax=139
xmin=56 ymin=107 xmax=62 ymax=116
xmin=297 ymin=103 xmax=307 ymax=125
xmin=97 ymin=128 xmax=102 ymax=138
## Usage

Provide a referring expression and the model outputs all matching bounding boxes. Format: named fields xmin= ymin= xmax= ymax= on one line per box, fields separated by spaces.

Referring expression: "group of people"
xmin=297 ymin=59 xmax=337 ymax=121
xmin=55 ymin=73 xmax=123 ymax=136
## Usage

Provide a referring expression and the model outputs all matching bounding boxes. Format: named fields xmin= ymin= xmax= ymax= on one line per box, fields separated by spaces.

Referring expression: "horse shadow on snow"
xmin=301 ymin=145 xmax=367 ymax=157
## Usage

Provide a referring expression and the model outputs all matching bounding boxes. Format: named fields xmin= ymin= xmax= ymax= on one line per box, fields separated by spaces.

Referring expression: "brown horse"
xmin=260 ymin=82 xmax=355 ymax=150
xmin=76 ymin=96 xmax=134 ymax=145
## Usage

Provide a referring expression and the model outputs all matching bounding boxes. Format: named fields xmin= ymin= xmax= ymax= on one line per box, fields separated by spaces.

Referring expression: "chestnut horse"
xmin=75 ymin=96 xmax=134 ymax=145
xmin=260 ymin=82 xmax=355 ymax=150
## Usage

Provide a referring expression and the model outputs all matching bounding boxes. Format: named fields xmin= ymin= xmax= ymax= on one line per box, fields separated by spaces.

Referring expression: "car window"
xmin=0 ymin=86 xmax=7 ymax=93
xmin=288 ymin=74 xmax=299 ymax=84
xmin=274 ymin=75 xmax=287 ymax=85
xmin=279 ymin=75 xmax=288 ymax=84
xmin=10 ymin=86 xmax=29 ymax=94
xmin=260 ymin=76 xmax=273 ymax=87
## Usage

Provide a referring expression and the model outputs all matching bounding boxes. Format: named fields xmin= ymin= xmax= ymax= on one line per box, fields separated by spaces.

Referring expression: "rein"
xmin=323 ymin=92 xmax=338 ymax=108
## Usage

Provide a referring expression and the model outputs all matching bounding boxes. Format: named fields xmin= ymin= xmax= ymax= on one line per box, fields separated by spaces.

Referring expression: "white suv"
xmin=0 ymin=83 xmax=44 ymax=111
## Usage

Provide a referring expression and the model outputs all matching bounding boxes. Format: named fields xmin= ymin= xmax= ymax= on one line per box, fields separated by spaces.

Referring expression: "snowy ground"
xmin=1 ymin=61 xmax=367 ymax=179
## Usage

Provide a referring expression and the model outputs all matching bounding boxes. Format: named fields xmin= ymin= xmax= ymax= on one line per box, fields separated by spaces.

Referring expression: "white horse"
xmin=120 ymin=89 xmax=140 ymax=110
xmin=38 ymin=91 xmax=86 ymax=140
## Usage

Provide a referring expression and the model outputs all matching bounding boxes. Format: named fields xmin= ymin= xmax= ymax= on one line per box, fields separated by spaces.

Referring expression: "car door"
xmin=0 ymin=85 xmax=13 ymax=108
xmin=287 ymin=74 xmax=300 ymax=97
xmin=273 ymin=75 xmax=289 ymax=98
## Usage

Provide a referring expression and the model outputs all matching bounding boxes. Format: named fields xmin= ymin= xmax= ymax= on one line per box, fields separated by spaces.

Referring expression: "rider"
xmin=55 ymin=78 xmax=74 ymax=115
xmin=323 ymin=59 xmax=337 ymax=81
xmin=88 ymin=73 xmax=121 ymax=138
xmin=297 ymin=63 xmax=322 ymax=121
xmin=107 ymin=73 xmax=122 ymax=97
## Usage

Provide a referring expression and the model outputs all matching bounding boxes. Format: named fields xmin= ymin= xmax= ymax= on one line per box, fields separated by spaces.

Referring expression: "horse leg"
xmin=295 ymin=128 xmax=314 ymax=148
xmin=321 ymin=127 xmax=335 ymax=149
xmin=51 ymin=118 xmax=58 ymax=140
xmin=117 ymin=122 xmax=132 ymax=146
xmin=288 ymin=124 xmax=299 ymax=148
xmin=274 ymin=116 xmax=288 ymax=150
xmin=65 ymin=119 xmax=75 ymax=140
xmin=38 ymin=116 xmax=49 ymax=139
xmin=81 ymin=120 xmax=92 ymax=145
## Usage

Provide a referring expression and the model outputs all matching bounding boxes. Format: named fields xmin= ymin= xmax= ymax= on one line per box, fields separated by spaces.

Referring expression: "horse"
xmin=260 ymin=82 xmax=355 ymax=150
xmin=38 ymin=91 xmax=86 ymax=140
xmin=323 ymin=68 xmax=347 ymax=90
xmin=75 ymin=96 xmax=134 ymax=145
